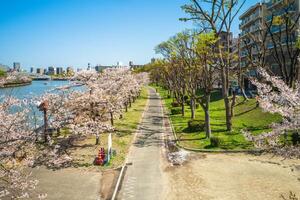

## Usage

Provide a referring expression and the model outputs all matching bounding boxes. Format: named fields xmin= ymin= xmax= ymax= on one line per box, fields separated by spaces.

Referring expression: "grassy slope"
xmin=71 ymin=87 xmax=149 ymax=168
xmin=154 ymin=85 xmax=281 ymax=150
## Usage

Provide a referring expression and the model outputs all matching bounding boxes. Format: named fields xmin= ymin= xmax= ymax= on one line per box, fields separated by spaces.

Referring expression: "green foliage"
xmin=272 ymin=16 xmax=283 ymax=26
xmin=210 ymin=137 xmax=222 ymax=147
xmin=194 ymin=32 xmax=218 ymax=55
xmin=153 ymin=85 xmax=282 ymax=150
xmin=188 ymin=120 xmax=204 ymax=132
xmin=171 ymin=108 xmax=182 ymax=115
xmin=295 ymin=37 xmax=300 ymax=49
xmin=0 ymin=69 xmax=6 ymax=77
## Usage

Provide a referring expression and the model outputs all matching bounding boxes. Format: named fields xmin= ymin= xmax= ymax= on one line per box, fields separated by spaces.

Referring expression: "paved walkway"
xmin=32 ymin=167 xmax=101 ymax=200
xmin=117 ymin=88 xmax=165 ymax=200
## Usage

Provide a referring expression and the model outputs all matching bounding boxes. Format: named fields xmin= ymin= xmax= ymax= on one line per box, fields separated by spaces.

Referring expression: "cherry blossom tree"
xmin=0 ymin=96 xmax=46 ymax=199
xmin=0 ymin=68 xmax=147 ymax=199
xmin=0 ymin=72 xmax=31 ymax=87
xmin=243 ymin=68 xmax=300 ymax=158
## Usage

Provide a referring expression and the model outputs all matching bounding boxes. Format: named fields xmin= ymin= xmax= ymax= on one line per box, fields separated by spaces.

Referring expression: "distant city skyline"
xmin=0 ymin=61 xmax=140 ymax=72
xmin=0 ymin=0 xmax=259 ymax=71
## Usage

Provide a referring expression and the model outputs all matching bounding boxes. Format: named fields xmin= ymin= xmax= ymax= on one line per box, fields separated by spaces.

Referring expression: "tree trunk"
xmin=95 ymin=135 xmax=99 ymax=145
xmin=181 ymin=95 xmax=185 ymax=117
xmin=239 ymin=75 xmax=248 ymax=101
xmin=224 ymin=96 xmax=232 ymax=131
xmin=190 ymin=98 xmax=195 ymax=119
xmin=204 ymin=107 xmax=211 ymax=139
xmin=43 ymin=109 xmax=48 ymax=143
xmin=240 ymin=87 xmax=248 ymax=101
xmin=129 ymin=98 xmax=132 ymax=107
xmin=125 ymin=103 xmax=128 ymax=112
xmin=110 ymin=112 xmax=114 ymax=126
xmin=230 ymin=91 xmax=237 ymax=118
xmin=57 ymin=127 xmax=60 ymax=137
xmin=221 ymin=68 xmax=232 ymax=131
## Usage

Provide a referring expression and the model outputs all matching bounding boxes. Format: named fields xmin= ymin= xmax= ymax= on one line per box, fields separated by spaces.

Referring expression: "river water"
xmin=0 ymin=80 xmax=75 ymax=127
xmin=0 ymin=80 xmax=71 ymax=99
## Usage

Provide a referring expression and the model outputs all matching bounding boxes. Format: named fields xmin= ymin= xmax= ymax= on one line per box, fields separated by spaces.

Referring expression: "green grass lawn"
xmin=71 ymin=87 xmax=149 ymax=169
xmin=153 ymin=85 xmax=281 ymax=150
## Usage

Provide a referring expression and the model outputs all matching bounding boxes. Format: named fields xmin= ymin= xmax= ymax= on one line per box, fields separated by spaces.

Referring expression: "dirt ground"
xmin=162 ymin=153 xmax=300 ymax=200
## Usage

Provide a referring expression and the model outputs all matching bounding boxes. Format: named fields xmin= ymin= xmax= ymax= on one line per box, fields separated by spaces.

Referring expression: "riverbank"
xmin=31 ymin=77 xmax=70 ymax=81
xmin=0 ymin=80 xmax=73 ymax=101
xmin=51 ymin=77 xmax=71 ymax=81
xmin=1 ymin=81 xmax=32 ymax=88
xmin=29 ymin=87 xmax=149 ymax=200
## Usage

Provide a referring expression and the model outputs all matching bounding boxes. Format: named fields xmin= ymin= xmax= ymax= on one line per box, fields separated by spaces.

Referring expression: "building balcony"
xmin=265 ymin=0 xmax=283 ymax=9
xmin=265 ymin=7 xmax=296 ymax=22
xmin=240 ymin=13 xmax=261 ymax=29
xmin=267 ymin=40 xmax=295 ymax=49
xmin=240 ymin=27 xmax=261 ymax=39
xmin=268 ymin=25 xmax=287 ymax=34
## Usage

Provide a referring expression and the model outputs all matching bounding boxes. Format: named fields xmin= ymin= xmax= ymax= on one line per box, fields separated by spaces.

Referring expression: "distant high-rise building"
xmin=95 ymin=65 xmax=111 ymax=72
xmin=13 ymin=62 xmax=21 ymax=72
xmin=116 ymin=62 xmax=123 ymax=68
xmin=30 ymin=67 xmax=34 ymax=73
xmin=87 ymin=63 xmax=91 ymax=71
xmin=56 ymin=67 xmax=63 ymax=75
xmin=77 ymin=68 xmax=83 ymax=72
xmin=48 ymin=66 xmax=55 ymax=75
xmin=36 ymin=68 xmax=43 ymax=74
xmin=129 ymin=61 xmax=133 ymax=67
xmin=67 ymin=67 xmax=74 ymax=74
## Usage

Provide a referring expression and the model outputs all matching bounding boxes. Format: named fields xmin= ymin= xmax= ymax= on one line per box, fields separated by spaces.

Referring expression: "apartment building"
xmin=239 ymin=0 xmax=300 ymax=85
xmin=264 ymin=0 xmax=300 ymax=76
xmin=239 ymin=2 xmax=264 ymax=69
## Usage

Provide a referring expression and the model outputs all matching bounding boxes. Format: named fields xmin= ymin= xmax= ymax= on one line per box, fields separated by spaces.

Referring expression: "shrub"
xmin=167 ymin=95 xmax=171 ymax=99
xmin=210 ymin=137 xmax=222 ymax=147
xmin=171 ymin=101 xmax=180 ymax=107
xmin=187 ymin=120 xmax=205 ymax=132
xmin=291 ymin=132 xmax=300 ymax=145
xmin=171 ymin=108 xmax=182 ymax=115
xmin=0 ymin=69 xmax=6 ymax=77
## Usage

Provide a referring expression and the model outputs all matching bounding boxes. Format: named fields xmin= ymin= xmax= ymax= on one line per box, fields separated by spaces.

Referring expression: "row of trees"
xmin=150 ymin=0 xmax=246 ymax=138
xmin=153 ymin=31 xmax=220 ymax=138
xmin=0 ymin=68 xmax=147 ymax=199
xmin=148 ymin=0 xmax=299 ymax=157
xmin=0 ymin=72 xmax=32 ymax=87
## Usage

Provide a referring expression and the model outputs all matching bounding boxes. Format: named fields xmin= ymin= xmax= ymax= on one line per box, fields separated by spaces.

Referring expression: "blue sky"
xmin=0 ymin=0 xmax=258 ymax=70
